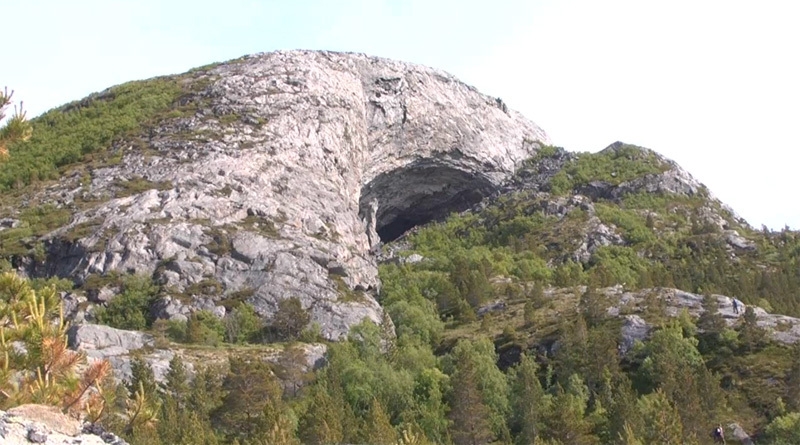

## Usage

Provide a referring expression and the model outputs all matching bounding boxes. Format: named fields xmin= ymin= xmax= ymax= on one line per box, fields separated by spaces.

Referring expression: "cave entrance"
xmin=359 ymin=163 xmax=497 ymax=243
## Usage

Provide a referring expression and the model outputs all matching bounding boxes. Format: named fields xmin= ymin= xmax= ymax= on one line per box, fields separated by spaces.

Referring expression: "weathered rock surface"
xmin=33 ymin=50 xmax=548 ymax=340
xmin=0 ymin=405 xmax=127 ymax=445
xmin=602 ymin=286 xmax=800 ymax=345
xmin=67 ymin=324 xmax=154 ymax=355
xmin=67 ymin=323 xmax=174 ymax=382
xmin=620 ymin=314 xmax=650 ymax=353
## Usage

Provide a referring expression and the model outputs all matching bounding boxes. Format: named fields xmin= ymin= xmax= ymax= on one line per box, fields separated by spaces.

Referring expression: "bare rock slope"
xmin=41 ymin=51 xmax=549 ymax=339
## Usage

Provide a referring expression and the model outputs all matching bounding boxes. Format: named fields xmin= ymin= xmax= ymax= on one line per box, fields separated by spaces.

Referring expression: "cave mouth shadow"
xmin=359 ymin=164 xmax=497 ymax=243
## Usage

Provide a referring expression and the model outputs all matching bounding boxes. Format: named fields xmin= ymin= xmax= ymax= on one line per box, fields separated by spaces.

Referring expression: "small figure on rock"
xmin=712 ymin=424 xmax=726 ymax=444
xmin=732 ymin=298 xmax=739 ymax=314
xmin=495 ymin=97 xmax=508 ymax=113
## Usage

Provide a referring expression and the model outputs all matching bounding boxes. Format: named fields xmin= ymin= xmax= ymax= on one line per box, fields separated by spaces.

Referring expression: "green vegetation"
xmin=0 ymin=77 xmax=187 ymax=189
xmin=94 ymin=274 xmax=159 ymax=330
xmin=4 ymin=76 xmax=800 ymax=444
xmin=549 ymin=143 xmax=669 ymax=194
xmin=115 ymin=176 xmax=173 ymax=198
xmin=0 ymin=87 xmax=33 ymax=160
xmin=0 ymin=204 xmax=71 ymax=257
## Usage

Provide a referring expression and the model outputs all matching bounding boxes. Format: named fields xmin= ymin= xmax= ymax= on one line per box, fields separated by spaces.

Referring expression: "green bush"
xmin=223 ymin=303 xmax=263 ymax=344
xmin=186 ymin=310 xmax=225 ymax=346
xmin=94 ymin=274 xmax=158 ymax=330
xmin=267 ymin=297 xmax=311 ymax=341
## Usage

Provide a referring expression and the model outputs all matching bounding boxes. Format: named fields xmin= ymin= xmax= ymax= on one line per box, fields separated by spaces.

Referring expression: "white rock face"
xmin=0 ymin=405 xmax=127 ymax=445
xmin=40 ymin=50 xmax=549 ymax=340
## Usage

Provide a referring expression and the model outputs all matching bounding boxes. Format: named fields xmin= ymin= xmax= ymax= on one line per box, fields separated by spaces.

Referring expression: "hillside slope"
xmin=0 ymin=50 xmax=548 ymax=340
xmin=2 ymin=52 xmax=800 ymax=444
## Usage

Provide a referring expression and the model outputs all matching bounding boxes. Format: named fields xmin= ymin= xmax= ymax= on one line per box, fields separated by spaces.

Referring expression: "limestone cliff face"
xmin=38 ymin=50 xmax=549 ymax=339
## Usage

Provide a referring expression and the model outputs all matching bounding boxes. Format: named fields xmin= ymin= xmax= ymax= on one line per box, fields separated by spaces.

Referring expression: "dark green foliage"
xmin=186 ymin=310 xmax=226 ymax=346
xmin=786 ymin=345 xmax=800 ymax=412
xmin=361 ymin=398 xmax=398 ymax=445
xmin=449 ymin=351 xmax=492 ymax=445
xmin=215 ymin=356 xmax=284 ymax=441
xmin=508 ymin=354 xmax=548 ymax=444
xmin=298 ymin=371 xmax=346 ymax=445
xmin=223 ymin=302 xmax=263 ymax=344
xmin=738 ymin=306 xmax=768 ymax=353
xmin=267 ymin=297 xmax=310 ymax=341
xmin=95 ymin=274 xmax=158 ymax=330
xmin=19 ymin=77 xmax=800 ymax=443
xmin=128 ymin=356 xmax=157 ymax=399
xmin=446 ymin=337 xmax=510 ymax=441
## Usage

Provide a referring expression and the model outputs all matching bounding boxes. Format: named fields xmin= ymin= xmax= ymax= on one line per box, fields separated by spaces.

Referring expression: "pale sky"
xmin=4 ymin=0 xmax=799 ymax=229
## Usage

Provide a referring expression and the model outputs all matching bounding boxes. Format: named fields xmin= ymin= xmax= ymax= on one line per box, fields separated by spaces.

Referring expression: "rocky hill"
xmin=0 ymin=50 xmax=547 ymax=340
xmin=2 ymin=51 xmax=800 ymax=444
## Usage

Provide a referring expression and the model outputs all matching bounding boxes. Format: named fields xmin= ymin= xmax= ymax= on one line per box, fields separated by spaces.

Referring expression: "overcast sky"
xmin=4 ymin=0 xmax=799 ymax=229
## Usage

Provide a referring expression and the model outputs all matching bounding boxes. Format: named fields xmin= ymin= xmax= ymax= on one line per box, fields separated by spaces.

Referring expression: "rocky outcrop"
xmin=620 ymin=314 xmax=649 ymax=353
xmin=67 ymin=324 xmax=175 ymax=383
xmin=0 ymin=405 xmax=127 ymax=445
xmin=603 ymin=286 xmax=800 ymax=345
xmin=32 ymin=50 xmax=548 ymax=340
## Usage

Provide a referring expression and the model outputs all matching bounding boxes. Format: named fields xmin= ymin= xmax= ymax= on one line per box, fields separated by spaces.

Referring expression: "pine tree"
xmin=523 ymin=300 xmax=536 ymax=327
xmin=543 ymin=374 xmax=595 ymax=445
xmin=0 ymin=88 xmax=32 ymax=160
xmin=216 ymin=356 xmax=283 ymax=440
xmin=508 ymin=353 xmax=548 ymax=445
xmin=252 ymin=394 xmax=299 ymax=445
xmin=606 ymin=376 xmax=643 ymax=445
xmin=270 ymin=297 xmax=311 ymax=341
xmin=739 ymin=306 xmax=767 ymax=353
xmin=163 ymin=354 xmax=189 ymax=404
xmin=187 ymin=365 xmax=224 ymax=421
xmin=128 ymin=356 xmax=158 ymax=400
xmin=619 ymin=422 xmax=644 ymax=445
xmin=449 ymin=356 xmax=492 ymax=445
xmin=0 ymin=272 xmax=111 ymax=415
xmin=298 ymin=381 xmax=344 ymax=445
xmin=361 ymin=398 xmax=398 ymax=445
xmin=637 ymin=389 xmax=685 ymax=445
xmin=785 ymin=344 xmax=800 ymax=412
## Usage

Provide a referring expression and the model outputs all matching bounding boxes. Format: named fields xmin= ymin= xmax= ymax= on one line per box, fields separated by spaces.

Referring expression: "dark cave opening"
xmin=359 ymin=163 xmax=497 ymax=243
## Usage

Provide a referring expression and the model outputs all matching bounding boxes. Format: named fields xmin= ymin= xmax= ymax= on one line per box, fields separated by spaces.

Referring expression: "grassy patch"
xmin=241 ymin=215 xmax=280 ymax=238
xmin=549 ymin=143 xmax=670 ymax=195
xmin=0 ymin=205 xmax=72 ymax=257
xmin=115 ymin=176 xmax=173 ymax=198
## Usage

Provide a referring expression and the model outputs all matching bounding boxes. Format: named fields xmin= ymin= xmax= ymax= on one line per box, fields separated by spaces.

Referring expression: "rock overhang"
xmin=31 ymin=50 xmax=551 ymax=340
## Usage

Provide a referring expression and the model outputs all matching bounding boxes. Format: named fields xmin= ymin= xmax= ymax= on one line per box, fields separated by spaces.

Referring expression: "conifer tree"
xmin=252 ymin=394 xmax=299 ymax=445
xmin=739 ymin=306 xmax=767 ymax=353
xmin=0 ymin=272 xmax=111 ymax=416
xmin=782 ymin=342 xmax=800 ymax=412
xmin=606 ymin=375 xmax=644 ymax=445
xmin=449 ymin=354 xmax=492 ymax=445
xmin=543 ymin=374 xmax=595 ymax=445
xmin=217 ymin=356 xmax=283 ymax=440
xmin=508 ymin=353 xmax=549 ymax=445
xmin=362 ymin=398 xmax=398 ymax=445
xmin=128 ymin=356 xmax=157 ymax=400
xmin=163 ymin=354 xmax=189 ymax=403
xmin=637 ymin=389 xmax=685 ymax=445
xmin=0 ymin=88 xmax=32 ymax=161
xmin=188 ymin=365 xmax=224 ymax=421
xmin=298 ymin=381 xmax=344 ymax=445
